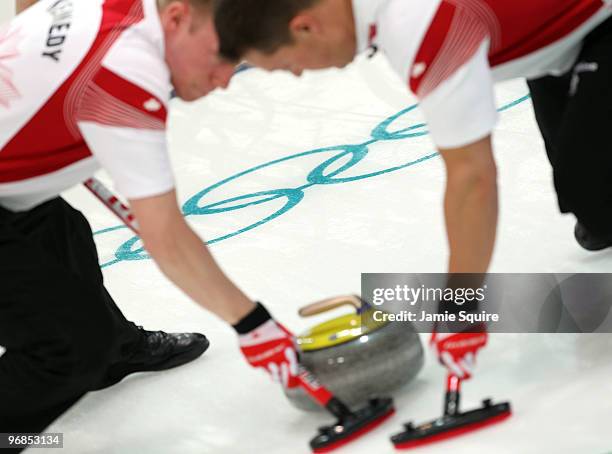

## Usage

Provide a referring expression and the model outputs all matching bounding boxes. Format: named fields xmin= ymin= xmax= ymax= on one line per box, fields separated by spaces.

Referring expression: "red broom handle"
xmin=83 ymin=178 xmax=140 ymax=234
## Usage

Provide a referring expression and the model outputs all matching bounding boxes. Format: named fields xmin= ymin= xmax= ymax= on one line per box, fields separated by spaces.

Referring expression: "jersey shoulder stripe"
xmin=64 ymin=0 xmax=145 ymax=138
xmin=77 ymin=66 xmax=166 ymax=130
xmin=410 ymin=1 xmax=490 ymax=98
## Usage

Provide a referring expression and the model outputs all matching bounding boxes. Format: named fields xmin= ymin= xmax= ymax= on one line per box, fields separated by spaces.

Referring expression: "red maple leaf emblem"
xmin=0 ymin=26 xmax=22 ymax=108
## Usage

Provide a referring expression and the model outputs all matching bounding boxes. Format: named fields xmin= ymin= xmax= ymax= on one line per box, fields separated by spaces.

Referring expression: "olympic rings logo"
xmin=94 ymin=95 xmax=531 ymax=268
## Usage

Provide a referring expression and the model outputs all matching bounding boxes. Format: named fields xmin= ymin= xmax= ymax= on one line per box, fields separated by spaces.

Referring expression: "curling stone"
xmin=285 ymin=295 xmax=424 ymax=411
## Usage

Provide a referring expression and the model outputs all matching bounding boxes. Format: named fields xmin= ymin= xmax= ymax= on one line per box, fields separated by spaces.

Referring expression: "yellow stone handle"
xmin=298 ymin=295 xmax=363 ymax=317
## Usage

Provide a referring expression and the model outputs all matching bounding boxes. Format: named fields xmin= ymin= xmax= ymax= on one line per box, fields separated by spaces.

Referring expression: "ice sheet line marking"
xmin=95 ymin=95 xmax=531 ymax=268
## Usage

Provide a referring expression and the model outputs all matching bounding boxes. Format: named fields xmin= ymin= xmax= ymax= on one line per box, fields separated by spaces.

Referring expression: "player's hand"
xmin=234 ymin=302 xmax=299 ymax=389
xmin=430 ymin=330 xmax=487 ymax=380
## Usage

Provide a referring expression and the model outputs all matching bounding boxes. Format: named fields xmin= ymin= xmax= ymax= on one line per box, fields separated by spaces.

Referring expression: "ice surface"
xmin=2 ymin=7 xmax=612 ymax=453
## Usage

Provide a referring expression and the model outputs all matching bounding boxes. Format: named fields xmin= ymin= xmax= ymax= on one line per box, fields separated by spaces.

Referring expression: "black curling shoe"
xmin=94 ymin=328 xmax=209 ymax=390
xmin=574 ymin=222 xmax=612 ymax=251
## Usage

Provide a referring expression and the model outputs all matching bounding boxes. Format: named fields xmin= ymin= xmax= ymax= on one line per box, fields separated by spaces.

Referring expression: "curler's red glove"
xmin=430 ymin=330 xmax=487 ymax=380
xmin=234 ymin=303 xmax=299 ymax=389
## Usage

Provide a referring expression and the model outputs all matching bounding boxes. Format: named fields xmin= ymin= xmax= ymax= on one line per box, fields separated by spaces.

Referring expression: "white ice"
xmin=3 ymin=6 xmax=612 ymax=453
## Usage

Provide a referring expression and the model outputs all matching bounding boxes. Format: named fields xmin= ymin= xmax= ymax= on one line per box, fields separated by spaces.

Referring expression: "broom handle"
xmin=297 ymin=367 xmax=353 ymax=418
xmin=83 ymin=178 xmax=140 ymax=234
xmin=444 ymin=374 xmax=461 ymax=416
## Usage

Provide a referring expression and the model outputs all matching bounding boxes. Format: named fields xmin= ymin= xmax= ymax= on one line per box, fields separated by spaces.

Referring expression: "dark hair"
xmin=214 ymin=0 xmax=318 ymax=61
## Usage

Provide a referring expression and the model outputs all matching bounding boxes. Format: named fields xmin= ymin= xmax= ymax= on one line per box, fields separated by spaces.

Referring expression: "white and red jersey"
xmin=353 ymin=0 xmax=612 ymax=148
xmin=0 ymin=0 xmax=173 ymax=211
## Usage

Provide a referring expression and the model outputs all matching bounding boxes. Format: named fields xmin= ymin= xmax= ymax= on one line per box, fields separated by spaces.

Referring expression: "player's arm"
xmin=127 ymin=190 xmax=254 ymax=323
xmin=16 ymin=0 xmax=37 ymax=14
xmin=129 ymin=185 xmax=303 ymax=390
xmin=412 ymin=40 xmax=499 ymax=273
xmin=129 ymin=191 xmax=299 ymax=388
xmin=432 ymin=137 xmax=495 ymax=379
xmin=439 ymin=136 xmax=497 ymax=273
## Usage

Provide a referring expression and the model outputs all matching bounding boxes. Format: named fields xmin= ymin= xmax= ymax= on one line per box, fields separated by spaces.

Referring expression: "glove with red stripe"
xmin=430 ymin=330 xmax=488 ymax=380
xmin=233 ymin=302 xmax=299 ymax=389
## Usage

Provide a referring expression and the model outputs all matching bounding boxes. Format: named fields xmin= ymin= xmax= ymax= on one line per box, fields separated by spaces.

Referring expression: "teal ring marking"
xmin=94 ymin=95 xmax=531 ymax=268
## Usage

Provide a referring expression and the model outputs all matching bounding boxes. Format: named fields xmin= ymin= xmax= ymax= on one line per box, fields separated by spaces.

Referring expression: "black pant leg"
xmin=23 ymin=198 xmax=143 ymax=358
xmin=0 ymin=205 xmax=116 ymax=434
xmin=48 ymin=199 xmax=144 ymax=363
xmin=527 ymin=17 xmax=612 ymax=235
xmin=0 ymin=198 xmax=139 ymax=438
xmin=552 ymin=17 xmax=612 ymax=235
xmin=526 ymin=73 xmax=571 ymax=170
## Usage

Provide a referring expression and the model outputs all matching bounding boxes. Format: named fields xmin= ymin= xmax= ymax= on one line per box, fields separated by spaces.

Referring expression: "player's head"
xmin=214 ymin=0 xmax=357 ymax=76
xmin=158 ymin=0 xmax=236 ymax=100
